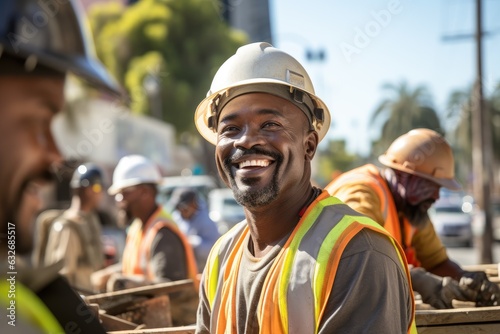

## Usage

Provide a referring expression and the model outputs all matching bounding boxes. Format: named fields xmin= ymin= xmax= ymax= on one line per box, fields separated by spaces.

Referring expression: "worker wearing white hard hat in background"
xmin=326 ymin=128 xmax=500 ymax=309
xmin=0 ymin=0 xmax=121 ymax=332
xmin=91 ymin=155 xmax=198 ymax=294
xmin=194 ymin=42 xmax=417 ymax=333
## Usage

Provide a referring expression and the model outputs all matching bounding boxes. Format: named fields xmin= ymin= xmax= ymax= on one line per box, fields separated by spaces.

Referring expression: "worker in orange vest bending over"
xmin=193 ymin=42 xmax=417 ymax=334
xmin=92 ymin=155 xmax=198 ymax=292
xmin=326 ymin=128 xmax=500 ymax=309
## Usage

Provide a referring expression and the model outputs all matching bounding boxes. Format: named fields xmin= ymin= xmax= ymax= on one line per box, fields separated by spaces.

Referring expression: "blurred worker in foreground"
xmin=326 ymin=128 xmax=500 ymax=309
xmin=0 ymin=0 xmax=121 ymax=332
xmin=91 ymin=155 xmax=198 ymax=292
xmin=193 ymin=42 xmax=417 ymax=333
xmin=169 ymin=187 xmax=220 ymax=271
xmin=32 ymin=163 xmax=106 ymax=293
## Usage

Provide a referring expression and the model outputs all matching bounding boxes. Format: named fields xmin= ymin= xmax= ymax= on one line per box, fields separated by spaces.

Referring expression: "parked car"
xmin=208 ymin=188 xmax=245 ymax=234
xmin=429 ymin=190 xmax=474 ymax=247
xmin=157 ymin=175 xmax=217 ymax=210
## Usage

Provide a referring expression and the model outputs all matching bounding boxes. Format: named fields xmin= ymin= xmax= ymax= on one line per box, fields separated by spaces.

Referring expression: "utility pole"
xmin=442 ymin=0 xmax=495 ymax=263
xmin=472 ymin=0 xmax=494 ymax=264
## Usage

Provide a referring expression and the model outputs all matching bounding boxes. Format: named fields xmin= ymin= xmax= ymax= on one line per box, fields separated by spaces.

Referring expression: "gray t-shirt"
xmin=196 ymin=228 xmax=413 ymax=333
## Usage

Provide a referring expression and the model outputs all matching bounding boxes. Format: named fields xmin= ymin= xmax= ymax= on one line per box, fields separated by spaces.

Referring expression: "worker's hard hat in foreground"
xmin=108 ymin=155 xmax=161 ymax=195
xmin=0 ymin=0 xmax=121 ymax=97
xmin=194 ymin=42 xmax=331 ymax=145
xmin=378 ymin=128 xmax=461 ymax=190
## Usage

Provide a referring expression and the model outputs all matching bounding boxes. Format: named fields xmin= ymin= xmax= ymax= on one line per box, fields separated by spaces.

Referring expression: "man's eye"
xmin=219 ymin=125 xmax=239 ymax=134
xmin=262 ymin=121 xmax=280 ymax=129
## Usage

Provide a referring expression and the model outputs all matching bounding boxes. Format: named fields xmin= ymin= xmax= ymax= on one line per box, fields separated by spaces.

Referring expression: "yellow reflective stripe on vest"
xmin=204 ymin=195 xmax=417 ymax=334
xmin=279 ymin=195 xmax=340 ymax=331
xmin=281 ymin=195 xmax=409 ymax=333
xmin=206 ymin=236 xmax=224 ymax=309
xmin=329 ymin=202 xmax=418 ymax=334
xmin=0 ymin=280 xmax=63 ymax=332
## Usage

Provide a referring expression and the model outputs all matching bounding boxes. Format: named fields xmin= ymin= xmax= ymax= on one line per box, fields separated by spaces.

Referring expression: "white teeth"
xmin=239 ymin=160 xmax=270 ymax=168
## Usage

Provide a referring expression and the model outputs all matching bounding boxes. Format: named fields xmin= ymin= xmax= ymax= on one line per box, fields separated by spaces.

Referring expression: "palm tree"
xmin=370 ymin=81 xmax=443 ymax=157
xmin=490 ymin=83 xmax=500 ymax=169
xmin=446 ymin=87 xmax=473 ymax=188
xmin=447 ymin=83 xmax=500 ymax=194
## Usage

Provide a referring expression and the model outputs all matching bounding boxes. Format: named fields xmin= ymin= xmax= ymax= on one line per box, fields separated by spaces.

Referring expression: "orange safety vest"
xmin=325 ymin=164 xmax=420 ymax=267
xmin=122 ymin=206 xmax=199 ymax=282
xmin=203 ymin=192 xmax=418 ymax=334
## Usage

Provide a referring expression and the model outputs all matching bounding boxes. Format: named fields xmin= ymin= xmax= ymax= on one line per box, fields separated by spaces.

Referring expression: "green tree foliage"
xmin=446 ymin=83 xmax=500 ymax=189
xmin=87 ymin=0 xmax=247 ymax=135
xmin=316 ymin=139 xmax=363 ymax=186
xmin=446 ymin=87 xmax=473 ymax=186
xmin=490 ymin=83 xmax=500 ymax=166
xmin=370 ymin=81 xmax=443 ymax=157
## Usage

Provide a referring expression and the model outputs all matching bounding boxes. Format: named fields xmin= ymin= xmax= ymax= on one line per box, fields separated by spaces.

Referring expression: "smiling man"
xmin=194 ymin=42 xmax=417 ymax=334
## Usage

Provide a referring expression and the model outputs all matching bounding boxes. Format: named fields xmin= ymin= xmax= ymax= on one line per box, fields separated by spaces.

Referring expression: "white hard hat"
xmin=108 ymin=155 xmax=162 ymax=195
xmin=194 ymin=42 xmax=331 ymax=145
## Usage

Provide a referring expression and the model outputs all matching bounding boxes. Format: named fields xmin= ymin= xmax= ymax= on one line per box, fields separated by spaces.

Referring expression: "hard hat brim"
xmin=194 ymin=79 xmax=331 ymax=145
xmin=108 ymin=178 xmax=160 ymax=196
xmin=378 ymin=155 xmax=462 ymax=190
xmin=1 ymin=48 xmax=123 ymax=98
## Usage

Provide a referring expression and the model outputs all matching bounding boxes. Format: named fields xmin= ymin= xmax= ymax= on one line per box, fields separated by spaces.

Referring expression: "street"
xmin=446 ymin=239 xmax=500 ymax=267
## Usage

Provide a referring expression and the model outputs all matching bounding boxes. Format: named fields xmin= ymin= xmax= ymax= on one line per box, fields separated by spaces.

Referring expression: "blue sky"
xmin=270 ymin=0 xmax=500 ymax=155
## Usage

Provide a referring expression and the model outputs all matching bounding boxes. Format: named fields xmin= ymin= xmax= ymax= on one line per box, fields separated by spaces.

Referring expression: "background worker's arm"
xmin=330 ymin=183 xmax=385 ymax=226
xmin=413 ymin=218 xmax=500 ymax=307
xmin=411 ymin=218 xmax=449 ymax=271
xmin=149 ymin=227 xmax=188 ymax=281
xmin=44 ymin=223 xmax=82 ymax=286
xmin=104 ymin=227 xmax=189 ymax=291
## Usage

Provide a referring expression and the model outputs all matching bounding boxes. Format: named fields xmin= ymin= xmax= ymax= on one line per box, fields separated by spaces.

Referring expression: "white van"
xmin=157 ymin=175 xmax=218 ymax=209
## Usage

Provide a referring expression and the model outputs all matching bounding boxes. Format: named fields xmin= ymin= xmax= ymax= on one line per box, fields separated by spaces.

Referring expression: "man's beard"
xmin=6 ymin=170 xmax=56 ymax=255
xmin=400 ymin=199 xmax=434 ymax=229
xmin=383 ymin=168 xmax=433 ymax=229
xmin=223 ymin=148 xmax=282 ymax=209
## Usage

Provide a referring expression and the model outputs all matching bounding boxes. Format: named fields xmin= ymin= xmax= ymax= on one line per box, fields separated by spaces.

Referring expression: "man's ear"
xmin=305 ymin=131 xmax=319 ymax=161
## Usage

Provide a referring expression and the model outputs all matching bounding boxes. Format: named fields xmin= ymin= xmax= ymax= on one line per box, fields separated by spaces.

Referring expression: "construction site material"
xmin=415 ymin=263 xmax=500 ymax=333
xmin=416 ymin=306 xmax=500 ymax=333
xmin=84 ymin=265 xmax=500 ymax=333
xmin=108 ymin=326 xmax=196 ymax=334
xmin=84 ymin=279 xmax=198 ymax=332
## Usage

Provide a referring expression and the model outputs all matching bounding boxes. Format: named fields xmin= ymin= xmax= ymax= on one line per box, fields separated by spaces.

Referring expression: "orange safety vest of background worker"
xmin=122 ymin=206 xmax=199 ymax=282
xmin=325 ymin=164 xmax=423 ymax=267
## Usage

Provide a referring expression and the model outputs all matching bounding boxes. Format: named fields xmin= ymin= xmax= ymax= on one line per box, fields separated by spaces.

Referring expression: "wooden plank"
xmin=120 ymin=295 xmax=172 ymax=328
xmin=462 ymin=264 xmax=499 ymax=277
xmin=85 ymin=279 xmax=195 ymax=304
xmin=108 ymin=325 xmax=196 ymax=334
xmin=416 ymin=306 xmax=500 ymax=326
xmin=416 ymin=323 xmax=500 ymax=334
xmin=98 ymin=295 xmax=146 ymax=315
xmin=99 ymin=313 xmax=139 ymax=331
